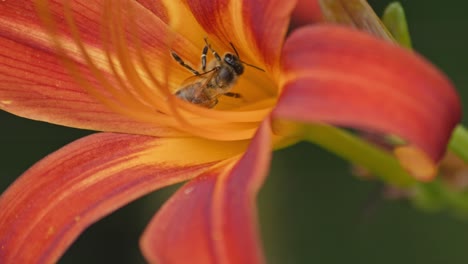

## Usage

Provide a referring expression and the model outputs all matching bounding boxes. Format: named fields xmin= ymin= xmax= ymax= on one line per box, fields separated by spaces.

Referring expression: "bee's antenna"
xmin=228 ymin=41 xmax=265 ymax=72
xmin=241 ymin=61 xmax=265 ymax=72
xmin=229 ymin=42 xmax=240 ymax=58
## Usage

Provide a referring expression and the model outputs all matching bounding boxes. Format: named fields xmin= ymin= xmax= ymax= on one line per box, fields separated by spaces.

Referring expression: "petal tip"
xmin=394 ymin=146 xmax=437 ymax=182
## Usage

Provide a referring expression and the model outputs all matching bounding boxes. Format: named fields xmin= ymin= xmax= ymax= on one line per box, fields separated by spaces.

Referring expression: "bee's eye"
xmin=235 ymin=64 xmax=244 ymax=75
xmin=225 ymin=54 xmax=233 ymax=63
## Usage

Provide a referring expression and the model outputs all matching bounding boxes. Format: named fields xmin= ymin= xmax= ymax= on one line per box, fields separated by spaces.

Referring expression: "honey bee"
xmin=171 ymin=38 xmax=264 ymax=108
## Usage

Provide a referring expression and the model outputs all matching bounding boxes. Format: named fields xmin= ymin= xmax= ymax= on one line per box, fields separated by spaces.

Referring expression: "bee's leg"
xmin=204 ymin=37 xmax=222 ymax=62
xmin=224 ymin=92 xmax=242 ymax=98
xmin=201 ymin=45 xmax=208 ymax=72
xmin=171 ymin=51 xmax=200 ymax=75
xmin=206 ymin=98 xmax=219 ymax=108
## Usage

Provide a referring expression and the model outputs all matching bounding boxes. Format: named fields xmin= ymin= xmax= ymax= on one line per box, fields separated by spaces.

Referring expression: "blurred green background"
xmin=1 ymin=0 xmax=468 ymax=263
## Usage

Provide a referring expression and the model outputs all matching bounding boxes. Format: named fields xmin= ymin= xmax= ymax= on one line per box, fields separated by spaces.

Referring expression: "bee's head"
xmin=224 ymin=53 xmax=244 ymax=75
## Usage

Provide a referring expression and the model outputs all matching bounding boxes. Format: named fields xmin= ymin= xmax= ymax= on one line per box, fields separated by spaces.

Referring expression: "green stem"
xmin=304 ymin=124 xmax=416 ymax=187
xmin=448 ymin=125 xmax=468 ymax=161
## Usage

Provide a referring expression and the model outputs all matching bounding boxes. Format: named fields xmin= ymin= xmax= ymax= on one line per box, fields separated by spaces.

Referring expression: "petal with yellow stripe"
xmin=141 ymin=121 xmax=271 ymax=263
xmin=0 ymin=132 xmax=247 ymax=263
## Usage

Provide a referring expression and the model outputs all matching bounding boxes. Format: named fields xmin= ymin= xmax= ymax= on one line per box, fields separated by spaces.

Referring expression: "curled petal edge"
xmin=141 ymin=120 xmax=272 ymax=264
xmin=275 ymin=25 xmax=461 ymax=180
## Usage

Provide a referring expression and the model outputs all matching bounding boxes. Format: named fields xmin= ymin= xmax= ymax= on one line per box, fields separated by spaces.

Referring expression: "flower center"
xmin=164 ymin=37 xmax=277 ymax=140
xmin=170 ymin=38 xmax=259 ymax=109
xmin=36 ymin=0 xmax=278 ymax=141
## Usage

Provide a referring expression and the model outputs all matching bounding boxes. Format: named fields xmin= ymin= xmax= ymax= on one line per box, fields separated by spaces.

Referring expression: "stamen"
xmin=35 ymin=1 xmax=128 ymax=118
xmin=35 ymin=0 xmax=275 ymax=141
xmin=125 ymin=2 xmax=174 ymax=115
xmin=102 ymin=3 xmax=154 ymax=111
xmin=106 ymin=1 xmax=165 ymax=111
xmin=37 ymin=0 xmax=182 ymax=127
xmin=107 ymin=0 xmax=186 ymax=126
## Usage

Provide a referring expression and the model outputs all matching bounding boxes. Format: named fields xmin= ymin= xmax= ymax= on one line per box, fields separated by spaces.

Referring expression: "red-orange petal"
xmin=291 ymin=0 xmax=323 ymax=27
xmin=141 ymin=121 xmax=271 ymax=264
xmin=0 ymin=1 xmax=195 ymax=136
xmin=274 ymin=25 xmax=461 ymax=162
xmin=184 ymin=0 xmax=297 ymax=68
xmin=0 ymin=133 xmax=224 ymax=263
xmin=0 ymin=35 xmax=179 ymax=136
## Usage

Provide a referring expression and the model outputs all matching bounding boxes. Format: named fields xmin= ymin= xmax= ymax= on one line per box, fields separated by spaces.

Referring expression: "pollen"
xmin=184 ymin=186 xmax=194 ymax=195
xmin=46 ymin=226 xmax=56 ymax=237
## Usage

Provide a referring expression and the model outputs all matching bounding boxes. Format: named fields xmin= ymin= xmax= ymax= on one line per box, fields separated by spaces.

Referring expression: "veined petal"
xmin=274 ymin=26 xmax=461 ymax=169
xmin=0 ymin=0 xmax=203 ymax=134
xmin=0 ymin=35 xmax=180 ymax=136
xmin=211 ymin=121 xmax=271 ymax=264
xmin=141 ymin=121 xmax=271 ymax=264
xmin=1 ymin=1 xmax=274 ymax=140
xmin=0 ymin=133 xmax=247 ymax=263
xmin=136 ymin=0 xmax=169 ymax=23
xmin=157 ymin=0 xmax=284 ymax=133
xmin=182 ymin=0 xmax=297 ymax=69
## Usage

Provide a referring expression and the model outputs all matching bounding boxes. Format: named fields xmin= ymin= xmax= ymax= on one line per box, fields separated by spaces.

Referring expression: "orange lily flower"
xmin=0 ymin=0 xmax=461 ymax=263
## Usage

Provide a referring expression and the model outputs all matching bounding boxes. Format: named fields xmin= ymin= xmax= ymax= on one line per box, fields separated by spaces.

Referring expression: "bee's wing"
xmin=180 ymin=68 xmax=217 ymax=98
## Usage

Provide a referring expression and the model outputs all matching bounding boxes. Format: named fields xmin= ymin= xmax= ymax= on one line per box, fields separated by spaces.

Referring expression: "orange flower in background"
xmin=0 ymin=0 xmax=461 ymax=263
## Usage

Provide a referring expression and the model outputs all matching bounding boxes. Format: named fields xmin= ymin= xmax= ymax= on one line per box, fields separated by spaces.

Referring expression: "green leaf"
xmin=448 ymin=125 xmax=468 ymax=162
xmin=382 ymin=2 xmax=413 ymax=48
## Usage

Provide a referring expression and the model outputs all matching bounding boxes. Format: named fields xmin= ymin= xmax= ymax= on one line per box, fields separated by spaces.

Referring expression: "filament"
xmin=34 ymin=0 xmax=277 ymax=141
